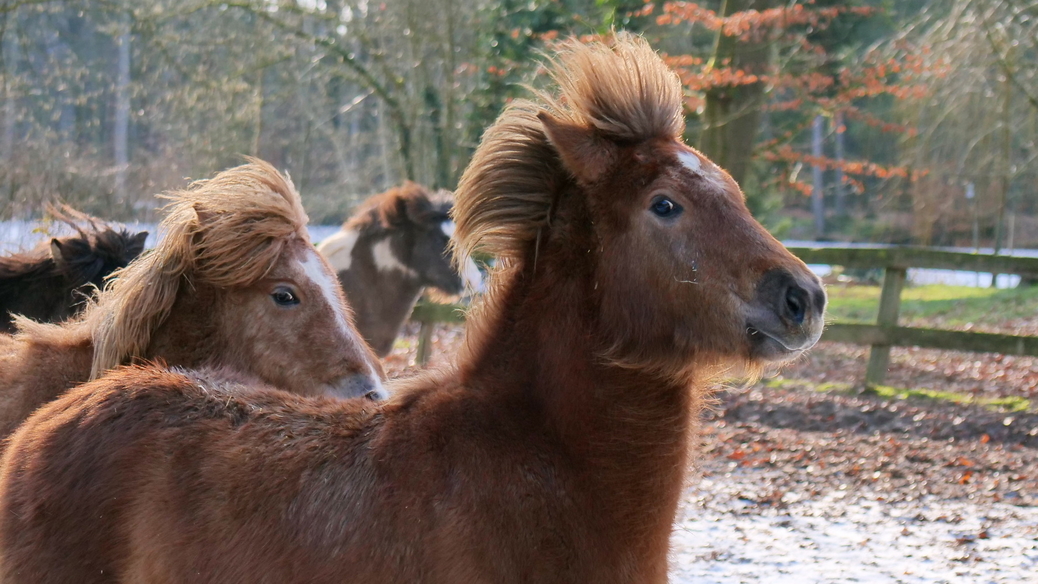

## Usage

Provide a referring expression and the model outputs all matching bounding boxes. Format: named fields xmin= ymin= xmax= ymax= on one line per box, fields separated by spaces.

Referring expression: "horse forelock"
xmin=345 ymin=181 xmax=449 ymax=235
xmin=86 ymin=158 xmax=308 ymax=379
xmin=452 ymin=33 xmax=683 ymax=268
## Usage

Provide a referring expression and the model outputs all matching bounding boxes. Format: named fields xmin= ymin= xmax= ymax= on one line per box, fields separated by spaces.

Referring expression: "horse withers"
xmin=0 ymin=209 xmax=147 ymax=333
xmin=0 ymin=36 xmax=824 ymax=584
xmin=318 ymin=182 xmax=482 ymax=356
xmin=0 ymin=159 xmax=384 ymax=441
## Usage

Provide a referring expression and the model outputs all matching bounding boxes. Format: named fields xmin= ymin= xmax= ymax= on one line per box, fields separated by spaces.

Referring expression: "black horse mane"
xmin=0 ymin=210 xmax=148 ymax=329
xmin=0 ymin=227 xmax=144 ymax=287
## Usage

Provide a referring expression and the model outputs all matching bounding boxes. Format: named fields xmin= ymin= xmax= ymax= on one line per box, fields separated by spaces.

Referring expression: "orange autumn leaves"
xmin=646 ymin=0 xmax=949 ymax=196
xmin=657 ymin=1 xmax=876 ymax=43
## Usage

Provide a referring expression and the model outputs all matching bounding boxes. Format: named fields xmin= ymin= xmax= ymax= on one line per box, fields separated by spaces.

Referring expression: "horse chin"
xmin=324 ymin=374 xmax=389 ymax=401
xmin=745 ymin=326 xmax=814 ymax=364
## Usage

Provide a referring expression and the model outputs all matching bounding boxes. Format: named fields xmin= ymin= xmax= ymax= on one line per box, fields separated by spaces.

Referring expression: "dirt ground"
xmin=385 ymin=322 xmax=1038 ymax=583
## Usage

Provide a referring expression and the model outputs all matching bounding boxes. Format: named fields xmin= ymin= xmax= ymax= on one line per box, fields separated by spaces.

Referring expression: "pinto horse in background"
xmin=0 ymin=35 xmax=824 ymax=584
xmin=0 ymin=208 xmax=148 ymax=333
xmin=0 ymin=159 xmax=384 ymax=441
xmin=317 ymin=182 xmax=483 ymax=356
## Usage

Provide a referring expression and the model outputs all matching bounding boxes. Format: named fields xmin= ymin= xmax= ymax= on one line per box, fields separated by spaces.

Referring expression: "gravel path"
xmin=671 ymin=475 xmax=1038 ymax=583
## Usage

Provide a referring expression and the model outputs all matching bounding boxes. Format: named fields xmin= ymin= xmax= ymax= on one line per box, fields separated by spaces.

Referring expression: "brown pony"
xmin=0 ymin=35 xmax=824 ymax=583
xmin=317 ymin=181 xmax=483 ymax=356
xmin=0 ymin=159 xmax=384 ymax=440
xmin=0 ymin=209 xmax=148 ymax=333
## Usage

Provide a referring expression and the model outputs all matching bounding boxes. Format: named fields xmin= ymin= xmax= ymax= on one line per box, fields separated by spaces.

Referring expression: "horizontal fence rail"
xmin=410 ymin=245 xmax=1038 ymax=382
xmin=786 ymin=245 xmax=1038 ymax=276
xmin=785 ymin=244 xmax=1038 ymax=385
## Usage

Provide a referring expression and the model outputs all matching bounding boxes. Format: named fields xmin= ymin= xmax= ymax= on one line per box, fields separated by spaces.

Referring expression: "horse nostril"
xmin=784 ymin=286 xmax=808 ymax=325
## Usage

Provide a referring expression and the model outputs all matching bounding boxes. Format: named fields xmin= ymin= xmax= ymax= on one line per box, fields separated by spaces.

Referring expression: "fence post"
xmin=865 ymin=266 xmax=907 ymax=386
xmin=415 ymin=319 xmax=434 ymax=366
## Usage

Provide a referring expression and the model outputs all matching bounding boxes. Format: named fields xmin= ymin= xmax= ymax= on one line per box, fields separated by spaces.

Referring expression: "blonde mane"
xmin=452 ymin=33 xmax=685 ymax=264
xmin=86 ymin=158 xmax=310 ymax=379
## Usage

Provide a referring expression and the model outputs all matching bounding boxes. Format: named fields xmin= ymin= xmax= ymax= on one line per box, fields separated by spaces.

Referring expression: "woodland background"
xmin=1 ymin=0 xmax=1036 ymax=248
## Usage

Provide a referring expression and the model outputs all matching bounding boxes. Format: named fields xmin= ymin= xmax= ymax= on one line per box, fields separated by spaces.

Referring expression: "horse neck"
xmin=340 ymin=246 xmax=425 ymax=355
xmin=0 ymin=318 xmax=94 ymax=441
xmin=461 ymin=240 xmax=697 ymax=554
xmin=143 ymin=281 xmax=220 ymax=368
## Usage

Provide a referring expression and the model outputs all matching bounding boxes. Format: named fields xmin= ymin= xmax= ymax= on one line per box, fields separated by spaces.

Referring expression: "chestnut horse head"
xmin=455 ymin=35 xmax=825 ymax=381
xmin=84 ymin=159 xmax=385 ymax=399
xmin=318 ymin=181 xmax=483 ymax=356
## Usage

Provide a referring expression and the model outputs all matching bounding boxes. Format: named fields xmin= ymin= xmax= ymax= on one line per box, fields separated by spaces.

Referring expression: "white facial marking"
xmin=440 ymin=220 xmax=456 ymax=238
xmin=316 ymin=229 xmax=360 ymax=273
xmin=300 ymin=250 xmax=352 ymax=337
xmin=678 ymin=150 xmax=702 ymax=174
xmin=678 ymin=147 xmax=730 ymax=191
xmin=301 ymin=248 xmax=384 ymax=401
xmin=372 ymin=238 xmax=418 ymax=277
xmin=461 ymin=255 xmax=485 ymax=294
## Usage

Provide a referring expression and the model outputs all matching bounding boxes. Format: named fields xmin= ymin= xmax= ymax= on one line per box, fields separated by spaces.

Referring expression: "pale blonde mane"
xmin=452 ymin=33 xmax=685 ymax=264
xmin=86 ymin=158 xmax=310 ymax=379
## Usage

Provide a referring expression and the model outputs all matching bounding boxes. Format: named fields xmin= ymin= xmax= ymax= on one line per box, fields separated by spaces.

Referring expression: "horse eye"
xmin=271 ymin=287 xmax=300 ymax=307
xmin=650 ymin=196 xmax=682 ymax=219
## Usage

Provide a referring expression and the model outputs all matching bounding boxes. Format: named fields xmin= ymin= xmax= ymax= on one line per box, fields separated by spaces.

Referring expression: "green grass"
xmin=862 ymin=384 xmax=1032 ymax=413
xmin=824 ymin=283 xmax=1038 ymax=327
xmin=762 ymin=378 xmax=1033 ymax=413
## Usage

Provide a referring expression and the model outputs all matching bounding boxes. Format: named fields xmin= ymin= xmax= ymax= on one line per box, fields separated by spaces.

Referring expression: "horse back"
xmin=0 ymin=367 xmax=384 ymax=583
xmin=0 ymin=366 xmax=602 ymax=583
xmin=0 ymin=323 xmax=93 ymax=442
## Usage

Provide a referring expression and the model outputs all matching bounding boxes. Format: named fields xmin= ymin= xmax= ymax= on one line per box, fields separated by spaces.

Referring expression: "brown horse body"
xmin=0 ymin=36 xmax=824 ymax=583
xmin=318 ymin=181 xmax=482 ymax=356
xmin=0 ymin=213 xmax=148 ymax=333
xmin=0 ymin=160 xmax=384 ymax=441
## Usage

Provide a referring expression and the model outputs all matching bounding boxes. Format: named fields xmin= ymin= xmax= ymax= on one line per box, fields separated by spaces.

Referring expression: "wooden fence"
xmin=411 ymin=245 xmax=1038 ymax=385
xmin=787 ymin=245 xmax=1038 ymax=385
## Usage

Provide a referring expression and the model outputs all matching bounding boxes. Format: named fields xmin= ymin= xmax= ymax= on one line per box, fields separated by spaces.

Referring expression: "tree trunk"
xmin=833 ymin=110 xmax=846 ymax=218
xmin=811 ymin=114 xmax=825 ymax=238
xmin=425 ymin=86 xmax=449 ymax=190
xmin=113 ymin=13 xmax=131 ymax=208
xmin=697 ymin=0 xmax=775 ymax=188
xmin=1 ymin=19 xmax=18 ymax=203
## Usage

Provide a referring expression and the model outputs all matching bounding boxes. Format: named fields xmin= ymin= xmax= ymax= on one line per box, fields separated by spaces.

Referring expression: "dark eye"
xmin=650 ymin=195 xmax=682 ymax=219
xmin=271 ymin=286 xmax=300 ymax=307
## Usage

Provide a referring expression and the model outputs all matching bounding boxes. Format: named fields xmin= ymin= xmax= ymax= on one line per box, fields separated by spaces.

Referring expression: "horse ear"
xmin=538 ymin=112 xmax=617 ymax=185
xmin=404 ymin=196 xmax=435 ymax=224
xmin=127 ymin=232 xmax=149 ymax=256
xmin=50 ymin=239 xmax=68 ymax=264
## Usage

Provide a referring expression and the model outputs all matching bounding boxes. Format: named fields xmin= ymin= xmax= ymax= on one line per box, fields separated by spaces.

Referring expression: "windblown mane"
xmin=0 ymin=208 xmax=143 ymax=292
xmin=0 ymin=249 xmax=55 ymax=284
xmin=84 ymin=158 xmax=310 ymax=379
xmin=344 ymin=181 xmax=452 ymax=236
xmin=452 ymin=33 xmax=685 ymax=264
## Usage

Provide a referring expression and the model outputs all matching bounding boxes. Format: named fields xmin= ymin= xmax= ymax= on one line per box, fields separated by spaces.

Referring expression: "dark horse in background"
xmin=317 ymin=181 xmax=483 ymax=356
xmin=0 ymin=207 xmax=148 ymax=333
